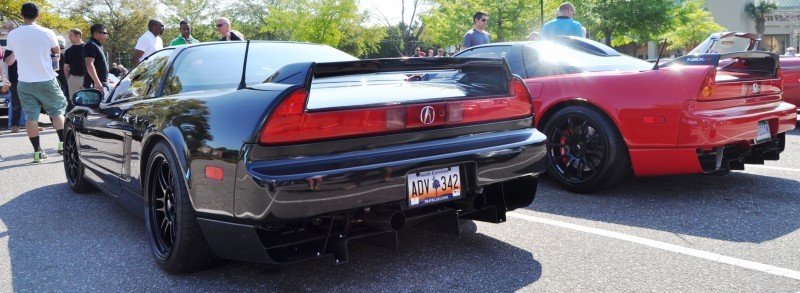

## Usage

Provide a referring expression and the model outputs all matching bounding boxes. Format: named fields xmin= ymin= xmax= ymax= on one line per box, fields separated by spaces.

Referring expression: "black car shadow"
xmin=0 ymin=184 xmax=541 ymax=290
xmin=529 ymin=171 xmax=800 ymax=243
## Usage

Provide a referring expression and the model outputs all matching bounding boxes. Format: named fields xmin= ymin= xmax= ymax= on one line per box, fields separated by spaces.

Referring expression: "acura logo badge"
xmin=420 ymin=106 xmax=435 ymax=125
xmin=752 ymin=83 xmax=760 ymax=94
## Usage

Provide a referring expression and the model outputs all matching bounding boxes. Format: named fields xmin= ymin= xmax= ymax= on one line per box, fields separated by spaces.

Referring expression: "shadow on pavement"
xmin=0 ymin=184 xmax=541 ymax=290
xmin=529 ymin=171 xmax=800 ymax=243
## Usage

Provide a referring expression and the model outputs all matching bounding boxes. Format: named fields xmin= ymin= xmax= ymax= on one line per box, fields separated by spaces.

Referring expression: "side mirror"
xmin=73 ymin=89 xmax=102 ymax=108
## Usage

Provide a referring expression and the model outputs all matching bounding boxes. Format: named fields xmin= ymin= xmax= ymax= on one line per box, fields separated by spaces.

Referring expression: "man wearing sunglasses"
xmin=216 ymin=17 xmax=246 ymax=41
xmin=83 ymin=24 xmax=110 ymax=95
xmin=460 ymin=11 xmax=491 ymax=51
xmin=169 ymin=20 xmax=199 ymax=47
xmin=541 ymin=2 xmax=585 ymax=40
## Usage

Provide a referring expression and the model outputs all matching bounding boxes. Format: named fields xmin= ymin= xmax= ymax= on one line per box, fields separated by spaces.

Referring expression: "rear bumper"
xmin=678 ymin=100 xmax=796 ymax=147
xmin=197 ymin=128 xmax=546 ymax=264
xmin=232 ymin=128 xmax=547 ymax=223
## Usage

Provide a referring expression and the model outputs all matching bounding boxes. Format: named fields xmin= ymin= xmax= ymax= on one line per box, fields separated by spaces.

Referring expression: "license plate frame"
xmin=755 ymin=120 xmax=771 ymax=144
xmin=407 ymin=166 xmax=462 ymax=208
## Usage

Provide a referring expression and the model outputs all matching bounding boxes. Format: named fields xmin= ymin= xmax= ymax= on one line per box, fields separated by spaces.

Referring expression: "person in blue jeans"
xmin=541 ymin=2 xmax=586 ymax=40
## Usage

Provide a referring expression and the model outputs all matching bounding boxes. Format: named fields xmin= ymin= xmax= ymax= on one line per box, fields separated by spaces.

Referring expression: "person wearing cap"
xmin=5 ymin=2 xmax=68 ymax=162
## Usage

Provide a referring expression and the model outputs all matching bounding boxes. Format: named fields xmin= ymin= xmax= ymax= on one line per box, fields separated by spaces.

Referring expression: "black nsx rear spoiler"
xmin=662 ymin=52 xmax=780 ymax=77
xmin=265 ymin=57 xmax=516 ymax=91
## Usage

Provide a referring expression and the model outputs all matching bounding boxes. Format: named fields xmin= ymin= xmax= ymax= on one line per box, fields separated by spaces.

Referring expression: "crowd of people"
xmin=0 ymin=2 xmax=249 ymax=162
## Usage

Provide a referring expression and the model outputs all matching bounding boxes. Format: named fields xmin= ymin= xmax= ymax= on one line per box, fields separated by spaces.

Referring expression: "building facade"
xmin=707 ymin=0 xmax=800 ymax=54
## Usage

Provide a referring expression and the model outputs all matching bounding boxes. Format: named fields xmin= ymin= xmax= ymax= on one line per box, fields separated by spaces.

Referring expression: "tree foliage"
xmin=160 ymin=0 xmax=219 ymax=43
xmin=70 ymin=0 xmax=158 ymax=67
xmin=581 ymin=0 xmax=677 ymax=46
xmin=222 ymin=0 xmax=384 ymax=57
xmin=744 ymin=0 xmax=777 ymax=38
xmin=662 ymin=0 xmax=725 ymax=52
xmin=1 ymin=0 xmax=85 ymax=34
xmin=422 ymin=0 xmax=541 ymax=50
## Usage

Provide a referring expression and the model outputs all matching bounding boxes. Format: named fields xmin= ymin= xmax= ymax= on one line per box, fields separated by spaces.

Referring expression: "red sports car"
xmin=455 ymin=37 xmax=797 ymax=193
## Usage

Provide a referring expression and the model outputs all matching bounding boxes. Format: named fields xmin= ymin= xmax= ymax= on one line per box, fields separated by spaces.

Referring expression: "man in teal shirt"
xmin=169 ymin=20 xmax=199 ymax=46
xmin=541 ymin=2 xmax=585 ymax=40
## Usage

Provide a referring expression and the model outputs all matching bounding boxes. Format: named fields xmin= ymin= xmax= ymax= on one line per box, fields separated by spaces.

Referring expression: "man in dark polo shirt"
xmin=64 ymin=28 xmax=85 ymax=99
xmin=83 ymin=23 xmax=109 ymax=94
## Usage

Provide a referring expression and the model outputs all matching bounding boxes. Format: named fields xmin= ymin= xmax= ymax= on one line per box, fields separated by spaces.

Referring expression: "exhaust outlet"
xmin=362 ymin=210 xmax=406 ymax=231
xmin=453 ymin=193 xmax=486 ymax=211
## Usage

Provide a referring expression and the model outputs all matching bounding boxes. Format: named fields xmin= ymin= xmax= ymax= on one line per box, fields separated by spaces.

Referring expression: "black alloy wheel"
xmin=148 ymin=152 xmax=177 ymax=259
xmin=543 ymin=106 xmax=629 ymax=193
xmin=63 ymin=127 xmax=94 ymax=193
xmin=144 ymin=141 xmax=215 ymax=273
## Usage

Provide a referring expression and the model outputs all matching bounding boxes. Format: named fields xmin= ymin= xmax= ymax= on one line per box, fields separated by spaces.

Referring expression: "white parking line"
xmin=746 ymin=165 xmax=800 ymax=173
xmin=508 ymin=212 xmax=800 ymax=280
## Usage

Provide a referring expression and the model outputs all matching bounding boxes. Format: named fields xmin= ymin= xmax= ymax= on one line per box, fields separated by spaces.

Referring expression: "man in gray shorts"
xmin=5 ymin=2 xmax=67 ymax=162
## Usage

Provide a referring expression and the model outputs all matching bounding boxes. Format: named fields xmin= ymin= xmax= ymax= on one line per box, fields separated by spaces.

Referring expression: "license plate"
xmin=755 ymin=120 xmax=771 ymax=144
xmin=407 ymin=166 xmax=462 ymax=208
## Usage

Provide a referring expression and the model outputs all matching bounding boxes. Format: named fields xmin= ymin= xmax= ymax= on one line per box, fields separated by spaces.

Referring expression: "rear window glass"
xmin=530 ymin=42 xmax=652 ymax=73
xmin=164 ymin=42 xmax=357 ymax=94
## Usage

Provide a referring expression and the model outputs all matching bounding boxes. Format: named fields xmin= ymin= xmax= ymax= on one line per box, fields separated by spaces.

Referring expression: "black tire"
xmin=144 ymin=141 xmax=215 ymax=273
xmin=63 ymin=125 xmax=95 ymax=193
xmin=542 ymin=106 xmax=630 ymax=193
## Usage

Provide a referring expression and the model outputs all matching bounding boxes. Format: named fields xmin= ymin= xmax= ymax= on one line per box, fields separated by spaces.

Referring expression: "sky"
xmin=358 ymin=0 xmax=430 ymax=25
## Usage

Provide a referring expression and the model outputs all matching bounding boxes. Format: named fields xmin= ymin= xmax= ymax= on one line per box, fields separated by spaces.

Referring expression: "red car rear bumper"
xmin=629 ymin=100 xmax=796 ymax=177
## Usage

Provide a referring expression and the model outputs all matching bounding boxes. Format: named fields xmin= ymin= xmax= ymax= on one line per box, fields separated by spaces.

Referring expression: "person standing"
xmin=84 ymin=23 xmax=110 ymax=95
xmin=3 ymin=45 xmax=23 ymax=133
xmin=541 ymin=2 xmax=585 ymax=39
xmin=55 ymin=36 xmax=68 ymax=100
xmin=109 ymin=62 xmax=120 ymax=77
xmin=169 ymin=20 xmax=199 ymax=46
xmin=461 ymin=11 xmax=491 ymax=51
xmin=785 ymin=47 xmax=797 ymax=57
xmin=132 ymin=19 xmax=164 ymax=68
xmin=64 ymin=28 xmax=85 ymax=99
xmin=435 ymin=48 xmax=445 ymax=57
xmin=5 ymin=2 xmax=68 ymax=162
xmin=216 ymin=17 xmax=246 ymax=41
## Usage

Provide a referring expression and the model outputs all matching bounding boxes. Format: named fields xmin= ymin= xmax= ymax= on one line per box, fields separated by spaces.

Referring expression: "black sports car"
xmin=64 ymin=41 xmax=547 ymax=273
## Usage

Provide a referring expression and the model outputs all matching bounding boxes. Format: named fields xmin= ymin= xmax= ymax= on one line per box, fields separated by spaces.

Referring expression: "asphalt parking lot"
xmin=0 ymin=124 xmax=798 ymax=291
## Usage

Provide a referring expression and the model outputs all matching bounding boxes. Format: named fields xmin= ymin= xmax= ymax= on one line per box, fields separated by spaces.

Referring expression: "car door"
xmin=78 ymin=49 xmax=173 ymax=195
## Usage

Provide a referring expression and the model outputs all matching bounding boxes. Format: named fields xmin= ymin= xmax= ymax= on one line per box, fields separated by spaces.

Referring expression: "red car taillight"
xmin=259 ymin=79 xmax=533 ymax=145
xmin=696 ymin=68 xmax=717 ymax=100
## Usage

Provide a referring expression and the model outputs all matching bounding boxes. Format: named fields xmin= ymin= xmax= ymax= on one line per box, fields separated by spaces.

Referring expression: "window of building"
xmin=761 ymin=34 xmax=788 ymax=54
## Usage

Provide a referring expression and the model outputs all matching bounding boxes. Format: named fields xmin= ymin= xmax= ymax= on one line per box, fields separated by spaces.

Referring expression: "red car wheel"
xmin=543 ymin=106 xmax=630 ymax=193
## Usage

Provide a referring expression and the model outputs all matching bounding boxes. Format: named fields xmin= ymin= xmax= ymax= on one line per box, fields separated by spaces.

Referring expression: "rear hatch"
xmin=253 ymin=57 xmax=535 ymax=159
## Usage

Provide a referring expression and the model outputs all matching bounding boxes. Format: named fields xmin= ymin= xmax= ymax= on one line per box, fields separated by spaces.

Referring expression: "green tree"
xmin=422 ymin=0 xmax=541 ymax=50
xmin=161 ymin=0 xmax=220 ymax=43
xmin=744 ymin=0 xmax=777 ymax=39
xmin=71 ymin=0 xmax=158 ymax=68
xmin=663 ymin=0 xmax=725 ymax=52
xmin=372 ymin=0 xmax=425 ymax=57
xmin=224 ymin=0 xmax=383 ymax=57
xmin=582 ymin=0 xmax=677 ymax=46
xmin=1 ymin=0 xmax=85 ymax=34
